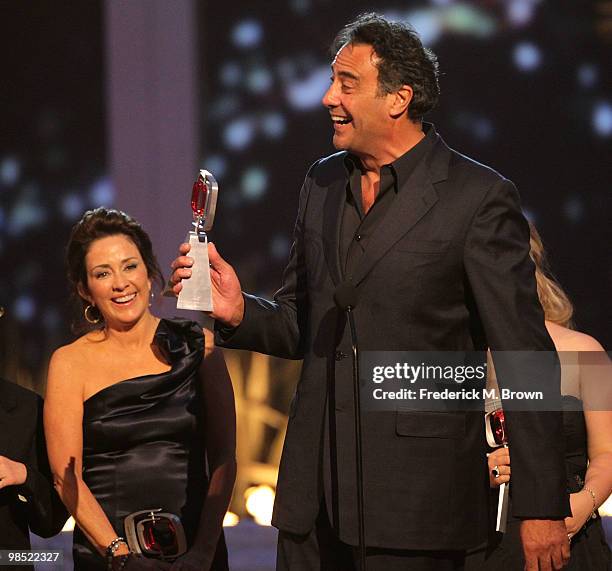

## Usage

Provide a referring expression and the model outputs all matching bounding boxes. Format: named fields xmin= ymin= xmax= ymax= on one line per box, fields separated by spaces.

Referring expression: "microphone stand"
xmin=346 ymin=304 xmax=366 ymax=571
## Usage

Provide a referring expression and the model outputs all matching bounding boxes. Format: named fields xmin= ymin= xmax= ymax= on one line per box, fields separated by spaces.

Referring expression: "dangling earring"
xmin=149 ymin=291 xmax=154 ymax=308
xmin=84 ymin=304 xmax=101 ymax=324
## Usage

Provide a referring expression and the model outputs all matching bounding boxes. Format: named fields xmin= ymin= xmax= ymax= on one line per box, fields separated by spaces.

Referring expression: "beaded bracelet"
xmin=106 ymin=537 xmax=129 ymax=571
xmin=583 ymin=486 xmax=597 ymax=520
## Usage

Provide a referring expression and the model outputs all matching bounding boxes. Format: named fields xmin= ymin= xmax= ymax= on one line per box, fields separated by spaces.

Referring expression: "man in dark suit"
xmin=171 ymin=13 xmax=570 ymax=570
xmin=0 ymin=377 xmax=67 ymax=570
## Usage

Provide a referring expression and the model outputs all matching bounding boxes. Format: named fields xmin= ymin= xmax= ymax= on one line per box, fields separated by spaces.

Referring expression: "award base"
xmin=496 ymin=481 xmax=509 ymax=533
xmin=176 ymin=232 xmax=213 ymax=312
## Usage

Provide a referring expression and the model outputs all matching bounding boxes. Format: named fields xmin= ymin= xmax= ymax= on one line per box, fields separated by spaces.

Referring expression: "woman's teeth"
xmin=113 ymin=293 xmax=137 ymax=304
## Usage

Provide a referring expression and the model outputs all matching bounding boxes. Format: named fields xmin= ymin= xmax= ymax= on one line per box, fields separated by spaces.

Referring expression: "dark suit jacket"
xmin=0 ymin=378 xmax=67 ymax=552
xmin=218 ymin=125 xmax=570 ymax=550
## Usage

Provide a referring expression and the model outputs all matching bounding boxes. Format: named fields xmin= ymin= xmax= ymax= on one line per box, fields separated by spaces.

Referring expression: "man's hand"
xmin=0 ymin=455 xmax=27 ymax=489
xmin=169 ymin=242 xmax=244 ymax=328
xmin=520 ymin=519 xmax=570 ymax=570
xmin=487 ymin=446 xmax=511 ymax=488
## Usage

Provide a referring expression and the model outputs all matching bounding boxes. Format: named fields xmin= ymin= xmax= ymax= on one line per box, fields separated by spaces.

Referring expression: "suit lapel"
xmin=351 ymin=135 xmax=450 ymax=286
xmin=321 ymin=178 xmax=346 ymax=287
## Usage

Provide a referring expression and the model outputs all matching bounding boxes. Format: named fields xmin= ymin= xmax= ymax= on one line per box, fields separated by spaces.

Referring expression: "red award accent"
xmin=490 ymin=410 xmax=507 ymax=445
xmin=191 ymin=177 xmax=208 ymax=218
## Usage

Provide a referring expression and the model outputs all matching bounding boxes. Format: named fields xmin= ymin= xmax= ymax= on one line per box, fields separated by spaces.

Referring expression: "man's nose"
xmin=322 ymin=84 xmax=339 ymax=108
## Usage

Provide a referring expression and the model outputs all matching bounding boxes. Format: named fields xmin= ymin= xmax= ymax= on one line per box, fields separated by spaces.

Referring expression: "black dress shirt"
xmin=340 ymin=125 xmax=435 ymax=281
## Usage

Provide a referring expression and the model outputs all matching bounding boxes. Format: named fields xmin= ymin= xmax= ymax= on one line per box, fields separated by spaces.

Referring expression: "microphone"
xmin=333 ymin=282 xmax=366 ymax=570
xmin=333 ymin=282 xmax=358 ymax=311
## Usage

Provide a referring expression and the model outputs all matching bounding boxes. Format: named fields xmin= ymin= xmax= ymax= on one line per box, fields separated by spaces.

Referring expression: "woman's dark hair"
xmin=331 ymin=12 xmax=440 ymax=121
xmin=66 ymin=208 xmax=164 ymax=327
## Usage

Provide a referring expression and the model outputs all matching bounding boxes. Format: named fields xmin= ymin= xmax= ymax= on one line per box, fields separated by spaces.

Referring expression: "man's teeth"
xmin=113 ymin=293 xmax=137 ymax=304
xmin=332 ymin=115 xmax=351 ymax=125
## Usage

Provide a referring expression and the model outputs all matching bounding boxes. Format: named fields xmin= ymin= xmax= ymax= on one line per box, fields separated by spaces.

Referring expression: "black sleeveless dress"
xmin=73 ymin=319 xmax=228 ymax=570
xmin=476 ymin=396 xmax=611 ymax=570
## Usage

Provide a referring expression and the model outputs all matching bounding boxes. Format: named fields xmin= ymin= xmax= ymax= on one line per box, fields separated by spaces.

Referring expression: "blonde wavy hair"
xmin=529 ymin=222 xmax=574 ymax=329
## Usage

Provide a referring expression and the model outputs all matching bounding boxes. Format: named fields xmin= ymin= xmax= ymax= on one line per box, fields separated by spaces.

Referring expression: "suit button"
xmin=355 ymin=234 xmax=362 ymax=241
xmin=335 ymin=351 xmax=348 ymax=361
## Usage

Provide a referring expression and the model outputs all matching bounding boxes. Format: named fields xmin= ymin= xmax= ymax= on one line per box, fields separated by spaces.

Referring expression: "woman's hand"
xmin=487 ymin=446 xmax=511 ymax=488
xmin=565 ymin=490 xmax=594 ymax=539
xmin=169 ymin=548 xmax=213 ymax=571
xmin=0 ymin=455 xmax=27 ymax=489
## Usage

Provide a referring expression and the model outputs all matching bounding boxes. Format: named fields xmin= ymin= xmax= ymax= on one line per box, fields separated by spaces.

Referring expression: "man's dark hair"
xmin=331 ymin=13 xmax=440 ymax=121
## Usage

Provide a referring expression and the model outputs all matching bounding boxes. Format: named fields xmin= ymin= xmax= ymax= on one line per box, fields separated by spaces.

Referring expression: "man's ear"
xmin=389 ymin=85 xmax=413 ymax=118
xmin=77 ymin=283 xmax=91 ymax=304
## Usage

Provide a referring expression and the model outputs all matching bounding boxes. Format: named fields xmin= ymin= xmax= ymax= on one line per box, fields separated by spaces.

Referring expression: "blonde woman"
xmin=483 ymin=224 xmax=612 ymax=569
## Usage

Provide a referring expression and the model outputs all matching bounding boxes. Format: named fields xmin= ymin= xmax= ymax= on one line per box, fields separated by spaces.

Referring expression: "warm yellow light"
xmin=599 ymin=494 xmax=612 ymax=517
xmin=244 ymin=485 xmax=275 ymax=526
xmin=62 ymin=517 xmax=76 ymax=532
xmin=223 ymin=511 xmax=240 ymax=527
xmin=62 ymin=512 xmax=242 ymax=532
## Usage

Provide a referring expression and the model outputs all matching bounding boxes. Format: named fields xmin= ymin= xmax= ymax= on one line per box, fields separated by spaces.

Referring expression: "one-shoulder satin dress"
xmin=73 ymin=319 xmax=228 ymax=570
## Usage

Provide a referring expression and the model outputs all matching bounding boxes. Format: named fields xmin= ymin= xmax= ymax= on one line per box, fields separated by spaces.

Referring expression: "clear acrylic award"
xmin=176 ymin=169 xmax=218 ymax=312
xmin=485 ymin=408 xmax=510 ymax=533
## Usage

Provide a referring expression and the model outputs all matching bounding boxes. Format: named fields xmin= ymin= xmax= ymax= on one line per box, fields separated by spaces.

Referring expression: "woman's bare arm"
xmin=566 ymin=340 xmax=612 ymax=535
xmin=44 ymin=347 xmax=129 ymax=556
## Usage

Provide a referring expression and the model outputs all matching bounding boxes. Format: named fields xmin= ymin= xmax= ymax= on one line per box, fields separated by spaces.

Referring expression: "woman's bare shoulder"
xmin=50 ymin=332 xmax=106 ymax=374
xmin=545 ymin=321 xmax=605 ymax=352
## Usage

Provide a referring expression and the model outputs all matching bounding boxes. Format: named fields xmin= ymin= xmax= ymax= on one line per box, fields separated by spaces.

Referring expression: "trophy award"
xmin=176 ymin=169 xmax=218 ymax=312
xmin=485 ymin=408 xmax=510 ymax=532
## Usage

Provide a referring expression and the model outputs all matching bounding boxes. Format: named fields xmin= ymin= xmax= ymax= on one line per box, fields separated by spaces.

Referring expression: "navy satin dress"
xmin=73 ymin=319 xmax=228 ymax=570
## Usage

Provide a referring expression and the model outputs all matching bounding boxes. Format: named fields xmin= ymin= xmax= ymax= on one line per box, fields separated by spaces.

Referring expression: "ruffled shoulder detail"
xmin=154 ymin=318 xmax=204 ymax=364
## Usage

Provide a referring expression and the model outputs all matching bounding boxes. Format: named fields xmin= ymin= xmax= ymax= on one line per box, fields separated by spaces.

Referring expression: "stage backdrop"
xmin=1 ymin=0 xmax=611 ymax=562
xmin=0 ymin=1 xmax=610 ymax=401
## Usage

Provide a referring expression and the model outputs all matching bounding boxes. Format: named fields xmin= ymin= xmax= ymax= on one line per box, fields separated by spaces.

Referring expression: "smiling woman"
xmin=80 ymin=235 xmax=153 ymax=330
xmin=65 ymin=208 xmax=165 ymax=333
xmin=43 ymin=208 xmax=236 ymax=571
